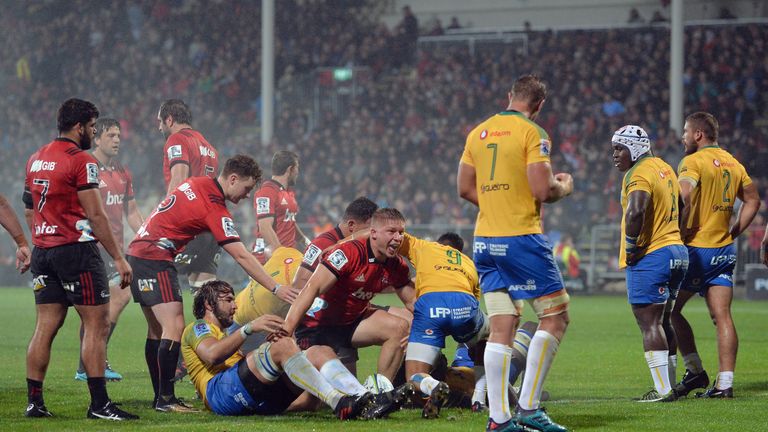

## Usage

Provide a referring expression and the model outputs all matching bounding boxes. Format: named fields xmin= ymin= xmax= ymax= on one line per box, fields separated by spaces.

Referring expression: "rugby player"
xmin=612 ymin=125 xmax=688 ymax=402
xmin=74 ymin=118 xmax=143 ymax=382
xmin=252 ymin=150 xmax=309 ymax=267
xmin=158 ymin=99 xmax=220 ymax=290
xmin=0 ymin=193 xmax=30 ymax=273
xmin=458 ymin=75 xmax=572 ymax=432
xmin=126 ymin=155 xmax=285 ymax=412
xmin=671 ymin=112 xmax=760 ymax=398
xmin=182 ymin=280 xmax=383 ymax=419
xmin=24 ymin=99 xmax=137 ymax=420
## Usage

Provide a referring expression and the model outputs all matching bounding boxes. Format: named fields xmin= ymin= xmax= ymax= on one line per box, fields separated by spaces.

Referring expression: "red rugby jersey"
xmin=97 ymin=161 xmax=135 ymax=247
xmin=300 ymin=225 xmax=344 ymax=272
xmin=127 ymin=177 xmax=240 ymax=261
xmin=25 ymin=138 xmax=101 ymax=248
xmin=162 ymin=128 xmax=218 ymax=187
xmin=302 ymin=239 xmax=410 ymax=327
xmin=253 ymin=179 xmax=299 ymax=261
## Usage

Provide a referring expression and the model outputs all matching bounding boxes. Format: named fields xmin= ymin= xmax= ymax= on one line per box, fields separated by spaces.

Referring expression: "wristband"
xmin=625 ymin=235 xmax=639 ymax=255
xmin=271 ymin=284 xmax=281 ymax=296
xmin=240 ymin=323 xmax=253 ymax=339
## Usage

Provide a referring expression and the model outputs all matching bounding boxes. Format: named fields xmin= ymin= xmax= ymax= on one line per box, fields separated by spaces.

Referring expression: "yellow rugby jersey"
xmin=677 ymin=146 xmax=752 ymax=248
xmin=398 ymin=233 xmax=480 ymax=299
xmin=181 ymin=319 xmax=242 ymax=408
xmin=234 ymin=247 xmax=302 ymax=325
xmin=460 ymin=111 xmax=552 ymax=237
xmin=619 ymin=156 xmax=683 ymax=269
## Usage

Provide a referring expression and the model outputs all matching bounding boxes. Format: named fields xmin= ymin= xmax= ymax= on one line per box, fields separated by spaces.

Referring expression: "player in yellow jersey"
xmin=670 ymin=112 xmax=760 ymax=399
xmin=458 ymin=75 xmax=572 ymax=432
xmin=612 ymin=125 xmax=689 ymax=403
xmin=181 ymin=280 xmax=388 ymax=419
xmin=397 ymin=232 xmax=488 ymax=419
xmin=233 ymin=247 xmax=303 ymax=351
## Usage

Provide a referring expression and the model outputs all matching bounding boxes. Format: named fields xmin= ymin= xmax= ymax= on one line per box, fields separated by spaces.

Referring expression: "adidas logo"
xmin=281 ymin=198 xmax=288 ymax=205
xmin=355 ymin=274 xmax=366 ymax=282
xmin=99 ymin=179 xmax=108 ymax=188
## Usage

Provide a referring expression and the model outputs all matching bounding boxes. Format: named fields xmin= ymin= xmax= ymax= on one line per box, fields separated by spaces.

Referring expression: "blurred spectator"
xmin=627 ymin=8 xmax=644 ymax=24
xmin=650 ymin=11 xmax=667 ymax=23
xmin=447 ymin=16 xmax=462 ymax=31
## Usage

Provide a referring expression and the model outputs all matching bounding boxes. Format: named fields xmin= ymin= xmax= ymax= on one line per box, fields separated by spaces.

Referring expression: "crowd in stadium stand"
xmin=1 ymin=1 xmax=766 ymax=266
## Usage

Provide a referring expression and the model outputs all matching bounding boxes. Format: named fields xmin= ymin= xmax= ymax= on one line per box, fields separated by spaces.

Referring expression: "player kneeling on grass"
xmin=182 ymin=279 xmax=382 ymax=419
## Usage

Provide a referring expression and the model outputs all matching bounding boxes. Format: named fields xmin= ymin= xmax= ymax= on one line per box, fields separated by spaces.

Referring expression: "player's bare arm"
xmin=281 ymin=264 xmax=338 ymax=336
xmin=624 ymin=190 xmax=650 ymax=266
xmin=729 ymin=182 xmax=760 ymax=239
xmin=125 ymin=198 xmax=144 ymax=233
xmin=456 ymin=162 xmax=478 ymax=206
xmin=295 ymin=223 xmax=311 ymax=249
xmin=166 ymin=163 xmax=190 ymax=195
xmin=395 ymin=281 xmax=416 ymax=313
xmin=195 ymin=315 xmax=284 ymax=365
xmin=527 ymin=161 xmax=573 ymax=203
xmin=222 ymin=240 xmax=296 ymax=301
xmin=78 ymin=188 xmax=132 ymax=288
xmin=257 ymin=216 xmax=281 ymax=255
xmin=0 ymin=194 xmax=31 ymax=273
xmin=678 ymin=178 xmax=695 ymax=242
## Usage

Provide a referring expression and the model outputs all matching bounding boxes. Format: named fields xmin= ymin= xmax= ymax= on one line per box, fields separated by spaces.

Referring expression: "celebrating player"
xmin=158 ymin=99 xmax=220 ymax=290
xmin=24 ymin=99 xmax=137 ymax=420
xmin=126 ymin=155 xmax=285 ymax=412
xmin=181 ymin=280 xmax=382 ymax=419
xmin=458 ymin=74 xmax=572 ymax=432
xmin=611 ymin=125 xmax=688 ymax=402
xmin=671 ymin=112 xmax=760 ymax=398
xmin=74 ymin=118 xmax=143 ymax=382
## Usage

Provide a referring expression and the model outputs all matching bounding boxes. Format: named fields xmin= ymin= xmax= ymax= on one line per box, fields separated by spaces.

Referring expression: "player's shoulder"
xmin=314 ymin=227 xmax=342 ymax=248
xmin=186 ymin=319 xmax=213 ymax=339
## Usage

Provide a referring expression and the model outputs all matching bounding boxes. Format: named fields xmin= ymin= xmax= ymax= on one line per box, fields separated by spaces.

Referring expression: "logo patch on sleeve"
xmin=221 ymin=217 xmax=239 ymax=238
xmin=167 ymin=145 xmax=183 ymax=160
xmin=193 ymin=322 xmax=211 ymax=337
xmin=539 ymin=139 xmax=551 ymax=156
xmin=327 ymin=249 xmax=349 ymax=271
xmin=86 ymin=163 xmax=99 ymax=185
xmin=256 ymin=197 xmax=270 ymax=215
xmin=302 ymin=244 xmax=322 ymax=266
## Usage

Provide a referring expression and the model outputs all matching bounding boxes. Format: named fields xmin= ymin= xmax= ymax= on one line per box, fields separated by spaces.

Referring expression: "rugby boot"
xmin=673 ymin=369 xmax=709 ymax=397
xmin=517 ymin=407 xmax=568 ymax=432
xmin=422 ymin=381 xmax=450 ymax=419
xmin=335 ymin=392 xmax=373 ymax=420
xmin=87 ymin=401 xmax=139 ymax=421
xmin=25 ymin=401 xmax=53 ymax=418
xmin=105 ymin=363 xmax=123 ymax=381
xmin=637 ymin=389 xmax=662 ymax=402
xmin=364 ymin=382 xmax=416 ymax=419
xmin=74 ymin=371 xmax=87 ymax=381
xmin=154 ymin=396 xmax=199 ymax=413
xmin=487 ymin=418 xmax=532 ymax=432
xmin=472 ymin=401 xmax=488 ymax=412
xmin=696 ymin=386 xmax=733 ymax=399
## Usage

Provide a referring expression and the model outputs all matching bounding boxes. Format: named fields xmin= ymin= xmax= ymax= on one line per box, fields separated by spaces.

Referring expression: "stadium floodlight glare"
xmin=333 ymin=67 xmax=353 ymax=81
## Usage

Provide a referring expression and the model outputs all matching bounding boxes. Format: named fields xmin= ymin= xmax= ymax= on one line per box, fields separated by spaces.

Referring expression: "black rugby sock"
xmin=158 ymin=339 xmax=180 ymax=401
xmin=27 ymin=378 xmax=44 ymax=404
xmin=145 ymin=339 xmax=161 ymax=401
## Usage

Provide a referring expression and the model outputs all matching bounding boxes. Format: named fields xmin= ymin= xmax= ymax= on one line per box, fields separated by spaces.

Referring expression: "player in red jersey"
xmin=277 ymin=208 xmax=414 ymax=382
xmin=252 ymin=151 xmax=309 ymax=267
xmin=127 ymin=155 xmax=287 ymax=413
xmin=74 ymin=118 xmax=144 ymax=382
xmin=158 ymin=99 xmax=220 ymax=290
xmin=23 ymin=99 xmax=137 ymax=421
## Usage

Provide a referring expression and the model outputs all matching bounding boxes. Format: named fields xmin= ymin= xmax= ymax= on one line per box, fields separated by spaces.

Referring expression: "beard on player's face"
xmin=213 ymin=302 xmax=234 ymax=328
xmin=80 ymin=129 xmax=93 ymax=150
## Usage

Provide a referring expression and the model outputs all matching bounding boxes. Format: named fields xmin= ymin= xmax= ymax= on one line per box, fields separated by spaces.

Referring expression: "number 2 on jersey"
xmin=721 ymin=169 xmax=731 ymax=203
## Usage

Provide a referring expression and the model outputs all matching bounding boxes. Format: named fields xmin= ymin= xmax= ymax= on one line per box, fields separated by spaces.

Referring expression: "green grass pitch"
xmin=1 ymin=287 xmax=766 ymax=431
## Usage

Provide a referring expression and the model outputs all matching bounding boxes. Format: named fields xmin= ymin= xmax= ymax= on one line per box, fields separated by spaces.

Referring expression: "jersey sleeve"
xmin=738 ymin=162 xmax=753 ymax=188
xmin=205 ymin=206 xmax=241 ymax=246
xmin=525 ymin=126 xmax=551 ymax=165
xmin=390 ymin=256 xmax=411 ymax=289
xmin=73 ymin=152 xmax=100 ymax=191
xmin=254 ymin=185 xmax=277 ymax=219
xmin=677 ymin=156 xmax=700 ymax=185
xmin=164 ymin=134 xmax=191 ymax=169
xmin=183 ymin=320 xmax=217 ymax=352
xmin=460 ymin=137 xmax=475 ymax=167
xmin=625 ymin=168 xmax=652 ymax=195
xmin=321 ymin=242 xmax=360 ymax=279
xmin=397 ymin=232 xmax=422 ymax=265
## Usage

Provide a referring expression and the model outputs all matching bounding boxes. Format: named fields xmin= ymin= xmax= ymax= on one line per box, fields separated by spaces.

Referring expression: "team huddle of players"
xmin=14 ymin=74 xmax=764 ymax=432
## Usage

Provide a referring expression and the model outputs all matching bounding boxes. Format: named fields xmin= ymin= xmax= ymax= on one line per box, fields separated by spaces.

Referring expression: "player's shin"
xmin=284 ymin=352 xmax=345 ymax=409
xmin=645 ymin=350 xmax=671 ymax=395
xmin=518 ymin=330 xmax=559 ymax=412
xmin=319 ymin=358 xmax=369 ymax=396
xmin=484 ymin=342 xmax=513 ymax=423
xmin=411 ymin=372 xmax=440 ymax=396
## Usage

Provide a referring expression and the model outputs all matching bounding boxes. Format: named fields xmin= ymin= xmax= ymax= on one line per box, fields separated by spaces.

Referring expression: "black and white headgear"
xmin=612 ymin=125 xmax=651 ymax=161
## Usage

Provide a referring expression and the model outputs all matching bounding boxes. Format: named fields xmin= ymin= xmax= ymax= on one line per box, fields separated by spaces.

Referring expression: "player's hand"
xmin=16 ymin=245 xmax=31 ymax=274
xmin=266 ymin=325 xmax=292 ymax=343
xmin=114 ymin=257 xmax=133 ymax=289
xmin=275 ymin=284 xmax=300 ymax=304
xmin=251 ymin=314 xmax=284 ymax=334
xmin=555 ymin=172 xmax=574 ymax=196
xmin=625 ymin=248 xmax=646 ymax=267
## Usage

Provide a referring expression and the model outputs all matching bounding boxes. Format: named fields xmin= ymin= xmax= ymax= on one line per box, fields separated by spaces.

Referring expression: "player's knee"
xmin=268 ymin=338 xmax=300 ymax=363
xmin=391 ymin=316 xmax=409 ymax=338
xmin=304 ymin=345 xmax=336 ymax=366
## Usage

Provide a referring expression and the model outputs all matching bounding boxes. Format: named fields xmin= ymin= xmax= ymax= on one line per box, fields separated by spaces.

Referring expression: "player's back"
xmin=399 ymin=233 xmax=479 ymax=299
xmin=461 ymin=111 xmax=552 ymax=237
xmin=678 ymin=146 xmax=752 ymax=248
xmin=163 ymin=129 xmax=219 ymax=186
xmin=234 ymin=247 xmax=303 ymax=324
xmin=619 ymin=156 xmax=682 ymax=267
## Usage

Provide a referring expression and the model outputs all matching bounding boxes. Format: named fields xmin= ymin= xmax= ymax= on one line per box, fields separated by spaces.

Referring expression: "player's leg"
xmin=74 ymin=302 xmax=111 ymax=411
xmin=351 ymin=309 xmax=409 ymax=380
xmin=632 ymin=303 xmax=673 ymax=400
xmin=483 ymin=291 xmax=520 ymax=428
xmin=103 ymin=278 xmax=131 ymax=380
xmin=699 ymin=284 xmax=736 ymax=398
xmin=151 ymin=300 xmax=193 ymax=412
xmin=662 ymin=246 xmax=687 ymax=387
xmin=25 ymin=303 xmax=67 ymax=417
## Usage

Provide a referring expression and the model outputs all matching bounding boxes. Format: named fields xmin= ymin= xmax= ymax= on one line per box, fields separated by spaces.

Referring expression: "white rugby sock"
xmin=319 ymin=359 xmax=368 ymax=396
xmin=716 ymin=371 xmax=733 ymax=390
xmin=472 ymin=366 xmax=487 ymax=404
xmin=284 ymin=352 xmax=344 ymax=408
xmin=645 ymin=350 xmax=671 ymax=395
xmin=668 ymin=354 xmax=677 ymax=384
xmin=411 ymin=373 xmax=439 ymax=396
xmin=484 ymin=342 xmax=513 ymax=423
xmin=518 ymin=331 xmax=559 ymax=411
xmin=683 ymin=352 xmax=704 ymax=374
